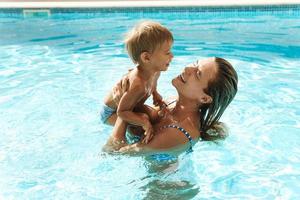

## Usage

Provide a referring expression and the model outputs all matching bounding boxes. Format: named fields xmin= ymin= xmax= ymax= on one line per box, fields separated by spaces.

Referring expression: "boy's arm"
xmin=117 ymin=83 xmax=147 ymax=126
xmin=152 ymin=89 xmax=164 ymax=107
xmin=153 ymin=86 xmax=168 ymax=119
xmin=152 ymin=72 xmax=166 ymax=107
xmin=117 ymin=82 xmax=153 ymax=143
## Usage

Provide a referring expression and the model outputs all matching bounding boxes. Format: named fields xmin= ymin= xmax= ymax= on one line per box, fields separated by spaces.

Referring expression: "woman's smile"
xmin=180 ymin=74 xmax=186 ymax=83
xmin=176 ymin=73 xmax=186 ymax=83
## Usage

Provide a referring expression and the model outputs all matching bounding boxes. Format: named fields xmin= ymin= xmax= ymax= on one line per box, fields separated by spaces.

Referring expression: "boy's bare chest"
xmin=145 ymin=79 xmax=156 ymax=94
xmin=133 ymin=76 xmax=156 ymax=95
xmin=128 ymin=70 xmax=157 ymax=98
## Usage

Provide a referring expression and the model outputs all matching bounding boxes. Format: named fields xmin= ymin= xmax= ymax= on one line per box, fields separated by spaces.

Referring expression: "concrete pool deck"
xmin=0 ymin=0 xmax=300 ymax=8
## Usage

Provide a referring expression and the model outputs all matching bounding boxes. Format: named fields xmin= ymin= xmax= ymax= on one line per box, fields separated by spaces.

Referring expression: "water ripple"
xmin=30 ymin=34 xmax=77 ymax=42
xmin=1 ymin=8 xmax=300 ymax=200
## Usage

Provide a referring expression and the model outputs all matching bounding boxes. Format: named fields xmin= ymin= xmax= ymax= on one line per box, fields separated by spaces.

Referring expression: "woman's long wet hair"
xmin=200 ymin=57 xmax=238 ymax=140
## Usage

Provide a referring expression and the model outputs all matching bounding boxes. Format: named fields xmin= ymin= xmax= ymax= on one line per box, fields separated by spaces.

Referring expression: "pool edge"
xmin=1 ymin=0 xmax=300 ymax=9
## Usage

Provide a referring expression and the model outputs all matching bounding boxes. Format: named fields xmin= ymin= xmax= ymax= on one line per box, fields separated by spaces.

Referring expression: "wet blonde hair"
xmin=200 ymin=57 xmax=238 ymax=141
xmin=125 ymin=21 xmax=173 ymax=64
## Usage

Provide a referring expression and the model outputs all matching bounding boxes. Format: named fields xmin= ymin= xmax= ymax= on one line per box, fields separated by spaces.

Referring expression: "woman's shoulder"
xmin=178 ymin=118 xmax=201 ymax=142
xmin=151 ymin=119 xmax=199 ymax=149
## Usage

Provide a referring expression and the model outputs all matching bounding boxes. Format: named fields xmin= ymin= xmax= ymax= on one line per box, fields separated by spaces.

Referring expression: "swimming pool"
xmin=0 ymin=6 xmax=300 ymax=199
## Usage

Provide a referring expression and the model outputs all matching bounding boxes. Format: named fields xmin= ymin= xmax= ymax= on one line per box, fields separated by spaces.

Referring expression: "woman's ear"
xmin=199 ymin=94 xmax=212 ymax=104
xmin=140 ymin=52 xmax=151 ymax=63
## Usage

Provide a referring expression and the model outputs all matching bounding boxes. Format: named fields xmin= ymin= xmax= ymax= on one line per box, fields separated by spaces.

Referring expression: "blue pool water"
xmin=0 ymin=6 xmax=300 ymax=199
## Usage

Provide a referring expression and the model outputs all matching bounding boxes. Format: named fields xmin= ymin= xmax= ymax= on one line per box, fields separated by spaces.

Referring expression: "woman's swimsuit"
xmin=157 ymin=99 xmax=196 ymax=153
xmin=149 ymin=124 xmax=197 ymax=162
xmin=159 ymin=125 xmax=195 ymax=153
xmin=126 ymin=124 xmax=196 ymax=162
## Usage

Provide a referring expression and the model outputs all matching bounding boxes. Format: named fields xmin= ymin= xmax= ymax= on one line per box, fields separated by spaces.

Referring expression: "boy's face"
xmin=149 ymin=40 xmax=173 ymax=71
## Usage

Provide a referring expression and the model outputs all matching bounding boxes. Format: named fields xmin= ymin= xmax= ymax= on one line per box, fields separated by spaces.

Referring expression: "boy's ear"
xmin=140 ymin=52 xmax=151 ymax=63
xmin=199 ymin=94 xmax=212 ymax=104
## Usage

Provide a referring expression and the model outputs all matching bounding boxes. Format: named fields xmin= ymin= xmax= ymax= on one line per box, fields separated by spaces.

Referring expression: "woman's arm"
xmin=104 ymin=125 xmax=191 ymax=156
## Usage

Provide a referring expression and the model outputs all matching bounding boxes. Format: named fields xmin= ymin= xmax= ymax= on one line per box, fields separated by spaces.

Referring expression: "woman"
xmin=103 ymin=57 xmax=238 ymax=156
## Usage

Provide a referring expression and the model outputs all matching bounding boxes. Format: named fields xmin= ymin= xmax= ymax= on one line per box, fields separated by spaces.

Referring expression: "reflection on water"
xmin=144 ymin=157 xmax=179 ymax=174
xmin=138 ymin=157 xmax=200 ymax=199
xmin=140 ymin=179 xmax=199 ymax=200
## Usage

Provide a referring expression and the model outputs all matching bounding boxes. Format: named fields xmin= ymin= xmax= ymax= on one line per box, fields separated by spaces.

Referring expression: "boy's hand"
xmin=141 ymin=121 xmax=154 ymax=144
xmin=158 ymin=104 xmax=170 ymax=118
xmin=153 ymin=92 xmax=164 ymax=107
xmin=154 ymin=93 xmax=168 ymax=118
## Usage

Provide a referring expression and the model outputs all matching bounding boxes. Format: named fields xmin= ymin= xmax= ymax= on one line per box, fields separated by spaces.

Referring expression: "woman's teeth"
xmin=180 ymin=74 xmax=186 ymax=83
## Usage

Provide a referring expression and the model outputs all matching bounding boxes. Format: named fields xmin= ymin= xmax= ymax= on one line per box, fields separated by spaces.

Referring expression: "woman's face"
xmin=172 ymin=57 xmax=218 ymax=102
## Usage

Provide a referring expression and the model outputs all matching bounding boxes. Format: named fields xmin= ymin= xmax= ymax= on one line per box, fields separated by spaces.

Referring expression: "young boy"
xmin=100 ymin=21 xmax=173 ymax=144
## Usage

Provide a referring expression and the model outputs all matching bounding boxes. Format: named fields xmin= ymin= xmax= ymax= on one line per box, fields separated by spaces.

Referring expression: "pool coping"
xmin=1 ymin=0 xmax=300 ymax=8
